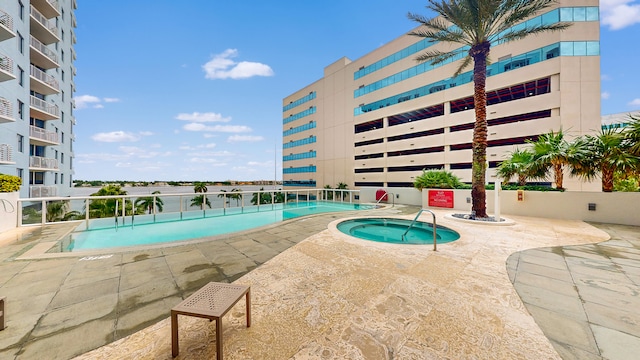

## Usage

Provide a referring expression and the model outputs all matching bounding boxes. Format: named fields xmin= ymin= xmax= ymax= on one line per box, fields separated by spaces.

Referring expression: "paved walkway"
xmin=0 ymin=207 xmax=638 ymax=359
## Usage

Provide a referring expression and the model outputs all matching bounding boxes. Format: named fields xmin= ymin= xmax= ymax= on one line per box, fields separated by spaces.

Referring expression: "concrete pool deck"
xmin=0 ymin=205 xmax=638 ymax=359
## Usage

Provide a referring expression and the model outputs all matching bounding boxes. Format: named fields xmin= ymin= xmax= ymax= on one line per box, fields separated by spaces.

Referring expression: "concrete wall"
xmin=362 ymin=186 xmax=640 ymax=226
xmin=0 ymin=192 xmax=18 ymax=232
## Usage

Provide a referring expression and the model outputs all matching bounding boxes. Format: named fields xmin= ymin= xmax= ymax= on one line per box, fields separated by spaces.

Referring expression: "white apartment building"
xmin=282 ymin=0 xmax=601 ymax=192
xmin=0 ymin=0 xmax=77 ymax=198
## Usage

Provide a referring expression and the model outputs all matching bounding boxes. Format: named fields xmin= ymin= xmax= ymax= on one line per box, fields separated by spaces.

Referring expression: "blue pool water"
xmin=337 ymin=218 xmax=460 ymax=244
xmin=65 ymin=201 xmax=373 ymax=251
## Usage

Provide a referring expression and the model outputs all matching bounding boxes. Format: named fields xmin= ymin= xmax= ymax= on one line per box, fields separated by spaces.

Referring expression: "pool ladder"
xmin=375 ymin=191 xmax=395 ymax=207
xmin=402 ymin=209 xmax=437 ymax=251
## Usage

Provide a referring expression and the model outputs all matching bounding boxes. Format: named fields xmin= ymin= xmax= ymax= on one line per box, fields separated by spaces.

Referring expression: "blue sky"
xmin=73 ymin=1 xmax=640 ymax=182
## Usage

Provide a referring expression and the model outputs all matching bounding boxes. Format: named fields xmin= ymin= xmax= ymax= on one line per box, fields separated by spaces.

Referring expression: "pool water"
xmin=337 ymin=218 xmax=460 ymax=244
xmin=65 ymin=201 xmax=373 ymax=251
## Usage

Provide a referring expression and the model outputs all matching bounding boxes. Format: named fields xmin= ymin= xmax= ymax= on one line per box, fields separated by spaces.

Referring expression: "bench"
xmin=0 ymin=296 xmax=5 ymax=331
xmin=171 ymin=282 xmax=250 ymax=359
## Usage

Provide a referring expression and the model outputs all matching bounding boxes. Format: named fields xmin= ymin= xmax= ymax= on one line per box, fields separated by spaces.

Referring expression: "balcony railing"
xmin=30 ymin=125 xmax=59 ymax=144
xmin=0 ymin=97 xmax=14 ymax=123
xmin=30 ymin=36 xmax=59 ymax=68
xmin=30 ymin=5 xmax=59 ymax=44
xmin=30 ymin=156 xmax=59 ymax=170
xmin=0 ymin=144 xmax=13 ymax=163
xmin=31 ymin=0 xmax=60 ymax=18
xmin=0 ymin=11 xmax=15 ymax=43
xmin=0 ymin=53 xmax=15 ymax=82
xmin=30 ymin=64 xmax=59 ymax=93
xmin=30 ymin=185 xmax=57 ymax=198
xmin=30 ymin=95 xmax=59 ymax=120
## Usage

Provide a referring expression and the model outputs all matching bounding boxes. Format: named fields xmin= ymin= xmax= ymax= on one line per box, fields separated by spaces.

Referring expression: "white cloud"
xmin=601 ymin=0 xmax=640 ymax=30
xmin=227 ymin=135 xmax=264 ymax=143
xmin=601 ymin=74 xmax=612 ymax=81
xmin=175 ymin=112 xmax=231 ymax=123
xmin=202 ymin=49 xmax=274 ymax=80
xmin=183 ymin=123 xmax=252 ymax=133
xmin=247 ymin=160 xmax=273 ymax=167
xmin=139 ymin=131 xmax=154 ymax=136
xmin=75 ymin=95 xmax=121 ymax=109
xmin=91 ymin=131 xmax=139 ymax=143
xmin=629 ymin=98 xmax=640 ymax=106
xmin=602 ymin=92 xmax=611 ymax=99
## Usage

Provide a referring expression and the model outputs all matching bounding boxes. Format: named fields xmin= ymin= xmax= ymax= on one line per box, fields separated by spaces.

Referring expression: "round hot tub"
xmin=337 ymin=218 xmax=460 ymax=245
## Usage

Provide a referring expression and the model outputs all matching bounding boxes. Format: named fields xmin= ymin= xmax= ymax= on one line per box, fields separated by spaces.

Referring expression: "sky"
xmin=73 ymin=0 xmax=640 ymax=182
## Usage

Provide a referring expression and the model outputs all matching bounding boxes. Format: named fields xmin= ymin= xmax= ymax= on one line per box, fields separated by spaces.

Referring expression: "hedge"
xmin=0 ymin=174 xmax=22 ymax=192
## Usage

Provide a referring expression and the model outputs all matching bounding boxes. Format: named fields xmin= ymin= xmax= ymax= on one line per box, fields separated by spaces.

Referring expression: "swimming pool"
xmin=337 ymin=218 xmax=460 ymax=244
xmin=63 ymin=201 xmax=374 ymax=251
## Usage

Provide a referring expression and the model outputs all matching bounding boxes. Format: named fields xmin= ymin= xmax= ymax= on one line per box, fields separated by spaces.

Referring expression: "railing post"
xmin=85 ymin=198 xmax=89 ymax=229
xmin=41 ymin=200 xmax=46 ymax=225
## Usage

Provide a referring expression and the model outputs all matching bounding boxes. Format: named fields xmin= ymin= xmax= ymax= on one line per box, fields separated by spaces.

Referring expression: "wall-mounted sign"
xmin=428 ymin=190 xmax=454 ymax=208
xmin=517 ymin=190 xmax=525 ymax=202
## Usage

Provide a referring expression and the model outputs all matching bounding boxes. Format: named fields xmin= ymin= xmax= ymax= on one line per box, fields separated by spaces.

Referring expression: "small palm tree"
xmin=573 ymin=128 xmax=640 ymax=192
xmin=408 ymin=0 xmax=570 ymax=217
xmin=89 ymin=184 xmax=132 ymax=218
xmin=336 ymin=182 xmax=348 ymax=200
xmin=323 ymin=184 xmax=333 ymax=200
xmin=217 ymin=189 xmax=230 ymax=206
xmin=190 ymin=194 xmax=211 ymax=209
xmin=496 ymin=148 xmax=545 ymax=186
xmin=230 ymin=188 xmax=242 ymax=206
xmin=193 ymin=182 xmax=208 ymax=193
xmin=528 ymin=130 xmax=586 ymax=190
xmin=135 ymin=191 xmax=164 ymax=214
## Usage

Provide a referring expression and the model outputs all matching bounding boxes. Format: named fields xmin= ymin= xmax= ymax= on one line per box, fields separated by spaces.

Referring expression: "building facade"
xmin=282 ymin=0 xmax=601 ymax=192
xmin=0 ymin=0 xmax=77 ymax=198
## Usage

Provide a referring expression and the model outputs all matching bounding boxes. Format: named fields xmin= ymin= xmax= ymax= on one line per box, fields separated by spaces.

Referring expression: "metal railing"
xmin=30 ymin=36 xmax=59 ymax=64
xmin=30 ymin=95 xmax=60 ymax=118
xmin=30 ymin=185 xmax=57 ymax=198
xmin=0 ymin=97 xmax=12 ymax=119
xmin=0 ymin=144 xmax=12 ymax=163
xmin=0 ymin=10 xmax=14 ymax=32
xmin=402 ymin=209 xmax=437 ymax=251
xmin=0 ymin=53 xmax=13 ymax=74
xmin=375 ymin=190 xmax=395 ymax=206
xmin=30 ymin=5 xmax=58 ymax=34
xmin=30 ymin=64 xmax=59 ymax=90
xmin=30 ymin=125 xmax=59 ymax=143
xmin=29 ymin=156 xmax=59 ymax=170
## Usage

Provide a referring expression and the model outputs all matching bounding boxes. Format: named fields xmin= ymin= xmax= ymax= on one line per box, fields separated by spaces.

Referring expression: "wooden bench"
xmin=0 ymin=296 xmax=5 ymax=331
xmin=171 ymin=282 xmax=250 ymax=359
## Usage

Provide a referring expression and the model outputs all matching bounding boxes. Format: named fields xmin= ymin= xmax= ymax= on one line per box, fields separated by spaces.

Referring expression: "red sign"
xmin=428 ymin=190 xmax=454 ymax=208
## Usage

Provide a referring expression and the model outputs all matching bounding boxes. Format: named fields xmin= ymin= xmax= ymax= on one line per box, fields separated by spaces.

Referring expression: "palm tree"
xmin=496 ymin=148 xmax=545 ymax=186
xmin=89 ymin=184 xmax=132 ymax=218
xmin=193 ymin=182 xmax=208 ymax=193
xmin=230 ymin=188 xmax=243 ymax=206
xmin=250 ymin=187 xmax=272 ymax=205
xmin=323 ymin=184 xmax=333 ymax=200
xmin=624 ymin=114 xmax=640 ymax=156
xmin=528 ymin=130 xmax=587 ymax=190
xmin=573 ymin=128 xmax=640 ymax=192
xmin=135 ymin=191 xmax=164 ymax=214
xmin=190 ymin=194 xmax=211 ymax=209
xmin=336 ymin=182 xmax=348 ymax=200
xmin=217 ymin=189 xmax=230 ymax=206
xmin=408 ymin=0 xmax=569 ymax=217
xmin=46 ymin=200 xmax=81 ymax=222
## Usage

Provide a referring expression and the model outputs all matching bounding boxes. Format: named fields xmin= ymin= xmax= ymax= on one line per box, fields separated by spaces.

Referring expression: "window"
xmin=17 ymin=168 xmax=23 ymax=181
xmin=17 ymin=32 xmax=24 ymax=53
xmin=18 ymin=1 xmax=24 ymax=20
xmin=61 ymin=70 xmax=65 ymax=81
xmin=61 ymin=132 xmax=64 ymax=143
xmin=55 ymin=173 xmax=58 ymax=184
xmin=18 ymin=66 xmax=24 ymax=86
xmin=17 ymin=135 xmax=24 ymax=152
xmin=61 ymin=111 xmax=64 ymax=123
xmin=61 ymin=153 xmax=64 ymax=164
xmin=18 ymin=100 xmax=24 ymax=120
xmin=61 ymin=30 xmax=64 ymax=41
xmin=62 ymin=91 xmax=65 ymax=102
xmin=61 ymin=50 xmax=64 ymax=61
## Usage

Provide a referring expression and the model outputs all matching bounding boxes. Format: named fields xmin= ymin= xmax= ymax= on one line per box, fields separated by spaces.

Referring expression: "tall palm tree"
xmin=408 ymin=0 xmax=569 ymax=217
xmin=134 ymin=191 xmax=164 ymax=214
xmin=193 ymin=182 xmax=208 ymax=193
xmin=573 ymin=128 xmax=640 ymax=192
xmin=230 ymin=188 xmax=243 ymax=206
xmin=88 ymin=184 xmax=132 ymax=218
xmin=496 ymin=148 xmax=545 ymax=186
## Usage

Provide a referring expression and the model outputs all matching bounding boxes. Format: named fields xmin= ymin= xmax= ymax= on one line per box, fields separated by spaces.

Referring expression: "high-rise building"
xmin=0 ymin=0 xmax=77 ymax=198
xmin=282 ymin=0 xmax=601 ymax=192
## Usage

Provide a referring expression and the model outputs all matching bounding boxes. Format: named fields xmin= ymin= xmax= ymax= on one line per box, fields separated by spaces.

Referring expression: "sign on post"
xmin=428 ymin=190 xmax=454 ymax=208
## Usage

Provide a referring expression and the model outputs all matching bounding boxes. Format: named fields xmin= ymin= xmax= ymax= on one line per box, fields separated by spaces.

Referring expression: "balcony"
xmin=0 ymin=10 xmax=16 ymax=42
xmin=30 ymin=185 xmax=57 ymax=198
xmin=30 ymin=5 xmax=60 ymax=45
xmin=0 ymin=144 xmax=14 ymax=165
xmin=29 ymin=126 xmax=59 ymax=146
xmin=30 ymin=36 xmax=59 ymax=69
xmin=30 ymin=95 xmax=59 ymax=120
xmin=0 ymin=97 xmax=14 ymax=123
xmin=29 ymin=156 xmax=59 ymax=171
xmin=30 ymin=65 xmax=59 ymax=95
xmin=0 ymin=53 xmax=16 ymax=82
xmin=31 ymin=0 xmax=61 ymax=19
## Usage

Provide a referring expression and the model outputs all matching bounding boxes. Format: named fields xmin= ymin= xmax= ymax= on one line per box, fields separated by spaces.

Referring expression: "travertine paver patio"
xmin=72 ymin=212 xmax=622 ymax=359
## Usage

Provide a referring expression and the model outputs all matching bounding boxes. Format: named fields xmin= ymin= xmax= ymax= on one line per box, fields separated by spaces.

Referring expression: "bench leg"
xmin=171 ymin=311 xmax=179 ymax=357
xmin=246 ymin=289 xmax=251 ymax=328
xmin=216 ymin=318 xmax=223 ymax=360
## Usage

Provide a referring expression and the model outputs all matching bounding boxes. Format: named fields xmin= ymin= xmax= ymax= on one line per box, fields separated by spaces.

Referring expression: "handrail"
xmin=375 ymin=190 xmax=395 ymax=207
xmin=402 ymin=208 xmax=437 ymax=251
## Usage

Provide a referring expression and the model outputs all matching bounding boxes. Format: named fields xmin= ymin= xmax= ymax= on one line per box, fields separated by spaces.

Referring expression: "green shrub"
xmin=0 ymin=174 xmax=22 ymax=192
xmin=413 ymin=170 xmax=464 ymax=190
xmin=485 ymin=183 xmax=563 ymax=192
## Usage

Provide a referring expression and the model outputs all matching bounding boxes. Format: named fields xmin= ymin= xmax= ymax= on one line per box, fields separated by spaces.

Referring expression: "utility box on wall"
xmin=517 ymin=190 xmax=525 ymax=202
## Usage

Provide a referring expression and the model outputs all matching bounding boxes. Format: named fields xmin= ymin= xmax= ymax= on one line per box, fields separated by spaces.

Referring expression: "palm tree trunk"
xmin=553 ymin=162 xmax=563 ymax=189
xmin=470 ymin=42 xmax=490 ymax=218
xmin=602 ymin=166 xmax=614 ymax=192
